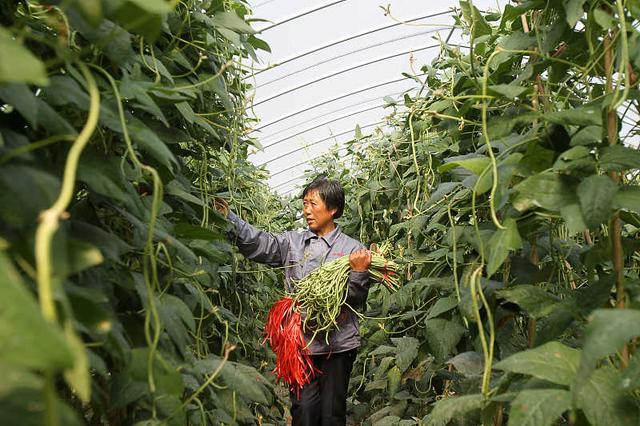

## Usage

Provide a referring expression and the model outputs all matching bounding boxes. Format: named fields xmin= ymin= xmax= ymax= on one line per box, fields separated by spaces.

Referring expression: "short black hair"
xmin=302 ymin=176 xmax=345 ymax=219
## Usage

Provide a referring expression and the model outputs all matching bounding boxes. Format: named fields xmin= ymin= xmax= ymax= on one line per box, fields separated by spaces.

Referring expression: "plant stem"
xmin=604 ymin=28 xmax=629 ymax=367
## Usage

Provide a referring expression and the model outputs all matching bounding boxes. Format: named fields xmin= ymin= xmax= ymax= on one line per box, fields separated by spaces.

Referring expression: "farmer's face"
xmin=303 ymin=190 xmax=336 ymax=233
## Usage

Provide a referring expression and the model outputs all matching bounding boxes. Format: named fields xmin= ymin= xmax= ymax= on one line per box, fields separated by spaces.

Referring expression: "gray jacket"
xmin=227 ymin=211 xmax=370 ymax=354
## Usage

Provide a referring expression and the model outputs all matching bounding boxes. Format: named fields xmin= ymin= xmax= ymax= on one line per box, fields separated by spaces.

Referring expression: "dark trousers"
xmin=290 ymin=349 xmax=357 ymax=426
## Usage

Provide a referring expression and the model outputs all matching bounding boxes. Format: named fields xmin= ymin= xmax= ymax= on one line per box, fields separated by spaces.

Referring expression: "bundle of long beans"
xmin=264 ymin=244 xmax=400 ymax=391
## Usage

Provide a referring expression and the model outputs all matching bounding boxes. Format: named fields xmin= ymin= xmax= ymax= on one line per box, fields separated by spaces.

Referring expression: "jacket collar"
xmin=304 ymin=224 xmax=342 ymax=247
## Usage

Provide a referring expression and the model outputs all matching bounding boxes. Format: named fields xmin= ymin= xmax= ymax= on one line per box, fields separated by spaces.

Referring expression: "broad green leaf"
xmin=387 ymin=365 xmax=401 ymax=397
xmin=507 ymin=389 xmax=571 ymax=426
xmin=546 ymin=106 xmax=602 ymax=127
xmin=576 ymin=175 xmax=617 ymax=228
xmin=213 ymin=11 xmax=256 ymax=34
xmin=553 ymin=146 xmax=595 ymax=175
xmin=488 ymin=84 xmax=527 ymax=99
xmin=571 ymin=125 xmax=602 ymax=146
xmin=577 ymin=366 xmax=640 ymax=426
xmin=560 ymin=203 xmax=588 ymax=235
xmin=426 ymin=394 xmax=483 ymax=426
xmin=620 ymin=354 xmax=640 ymax=391
xmin=496 ymin=285 xmax=560 ymax=319
xmin=0 ymin=253 xmax=73 ymax=370
xmin=0 ymin=84 xmax=75 ymax=134
xmin=514 ymin=172 xmax=576 ymax=212
xmin=599 ymin=145 xmax=640 ymax=171
xmin=438 ymin=155 xmax=490 ymax=175
xmin=426 ymin=295 xmax=458 ymax=320
xmin=108 ymin=0 xmax=174 ymax=41
xmin=574 ymin=309 xmax=640 ymax=394
xmin=614 ymin=185 xmax=640 ymax=214
xmin=0 ymin=28 xmax=49 ymax=86
xmin=565 ymin=0 xmax=588 ymax=27
xmin=173 ymin=223 xmax=224 ymax=241
xmin=197 ymin=357 xmax=269 ymax=404
xmin=459 ymin=1 xmax=492 ymax=38
xmin=424 ymin=318 xmax=466 ymax=362
xmin=487 ymin=218 xmax=522 ymax=277
xmin=492 ymin=32 xmax=536 ymax=69
xmin=446 ymin=351 xmax=484 ymax=376
xmin=391 ymin=336 xmax=419 ymax=372
xmin=494 ymin=341 xmax=580 ymax=386
xmin=593 ymin=8 xmax=615 ymax=29
xmin=67 ymin=11 xmax=135 ymax=65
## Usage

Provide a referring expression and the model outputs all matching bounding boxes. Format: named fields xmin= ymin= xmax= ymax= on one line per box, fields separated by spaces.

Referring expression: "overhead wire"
xmin=257 ymin=89 xmax=411 ymax=140
xmin=257 ymin=27 xmax=449 ymax=89
xmin=258 ymin=1 xmax=349 ymax=33
xmin=261 ymin=103 xmax=391 ymax=150
xmin=252 ymin=10 xmax=453 ymax=77
xmin=252 ymin=43 xmax=443 ymax=107
xmin=258 ymin=120 xmax=385 ymax=167
xmin=252 ymin=74 xmax=427 ymax=132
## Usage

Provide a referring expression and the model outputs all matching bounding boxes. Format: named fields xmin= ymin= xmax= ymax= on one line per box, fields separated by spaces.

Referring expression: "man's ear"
xmin=329 ymin=208 xmax=337 ymax=218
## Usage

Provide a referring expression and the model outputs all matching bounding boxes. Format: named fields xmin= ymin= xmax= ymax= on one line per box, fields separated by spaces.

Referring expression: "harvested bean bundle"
xmin=264 ymin=244 xmax=400 ymax=391
xmin=295 ymin=248 xmax=400 ymax=335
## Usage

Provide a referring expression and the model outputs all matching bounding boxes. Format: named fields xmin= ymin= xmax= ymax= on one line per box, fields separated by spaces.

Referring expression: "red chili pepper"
xmin=263 ymin=297 xmax=318 ymax=396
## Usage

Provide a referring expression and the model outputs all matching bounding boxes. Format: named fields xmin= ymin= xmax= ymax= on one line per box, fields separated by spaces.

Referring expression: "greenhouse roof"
xmin=246 ymin=0 xmax=503 ymax=195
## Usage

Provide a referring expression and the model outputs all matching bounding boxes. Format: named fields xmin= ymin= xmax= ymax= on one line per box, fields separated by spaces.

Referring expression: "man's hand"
xmin=213 ymin=198 xmax=229 ymax=217
xmin=349 ymin=249 xmax=371 ymax=272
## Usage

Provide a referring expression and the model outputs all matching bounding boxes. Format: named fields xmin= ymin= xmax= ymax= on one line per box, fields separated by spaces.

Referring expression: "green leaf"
xmin=108 ymin=0 xmax=174 ymax=41
xmin=620 ymin=353 xmax=640 ymax=391
xmin=197 ymin=357 xmax=269 ymax=404
xmin=459 ymin=1 xmax=492 ymax=38
xmin=492 ymin=32 xmax=536 ymax=70
xmin=0 ymin=28 xmax=49 ymax=86
xmin=574 ymin=309 xmax=640 ymax=395
xmin=546 ymin=106 xmax=602 ymax=127
xmin=173 ymin=223 xmax=224 ymax=241
xmin=426 ymin=295 xmax=458 ymax=320
xmin=487 ymin=218 xmax=522 ymax=277
xmin=212 ymin=11 xmax=256 ymax=34
xmin=599 ymin=145 xmax=640 ymax=171
xmin=560 ymin=203 xmax=588 ymax=235
xmin=613 ymin=185 xmax=640 ymax=214
xmin=488 ymin=84 xmax=527 ymax=99
xmin=576 ymin=175 xmax=617 ymax=228
xmin=446 ymin=352 xmax=484 ymax=376
xmin=438 ymin=155 xmax=490 ymax=175
xmin=387 ymin=365 xmax=401 ymax=397
xmin=514 ymin=172 xmax=576 ymax=212
xmin=426 ymin=394 xmax=483 ymax=426
xmin=507 ymin=389 xmax=571 ymax=426
xmin=391 ymin=336 xmax=419 ymax=372
xmin=593 ymin=8 xmax=615 ymax=29
xmin=0 ymin=253 xmax=73 ymax=370
xmin=496 ymin=285 xmax=560 ymax=319
xmin=424 ymin=318 xmax=466 ymax=363
xmin=494 ymin=341 xmax=580 ymax=386
xmin=565 ymin=0 xmax=588 ymax=27
xmin=571 ymin=125 xmax=602 ymax=146
xmin=577 ymin=366 xmax=640 ymax=426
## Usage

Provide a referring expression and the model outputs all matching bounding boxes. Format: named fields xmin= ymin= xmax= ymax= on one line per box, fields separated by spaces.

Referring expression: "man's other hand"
xmin=349 ymin=249 xmax=371 ymax=272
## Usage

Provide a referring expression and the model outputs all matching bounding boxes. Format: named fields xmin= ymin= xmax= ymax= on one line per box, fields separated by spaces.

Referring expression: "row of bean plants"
xmin=302 ymin=1 xmax=640 ymax=424
xmin=0 ymin=0 xmax=291 ymax=424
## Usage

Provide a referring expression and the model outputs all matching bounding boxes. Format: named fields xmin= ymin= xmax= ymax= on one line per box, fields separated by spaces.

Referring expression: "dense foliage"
xmin=0 ymin=1 xmax=290 ymax=424
xmin=305 ymin=1 xmax=640 ymax=424
xmin=4 ymin=0 xmax=640 ymax=425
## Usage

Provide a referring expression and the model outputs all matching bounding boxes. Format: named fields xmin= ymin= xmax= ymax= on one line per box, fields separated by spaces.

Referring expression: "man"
xmin=215 ymin=176 xmax=371 ymax=426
